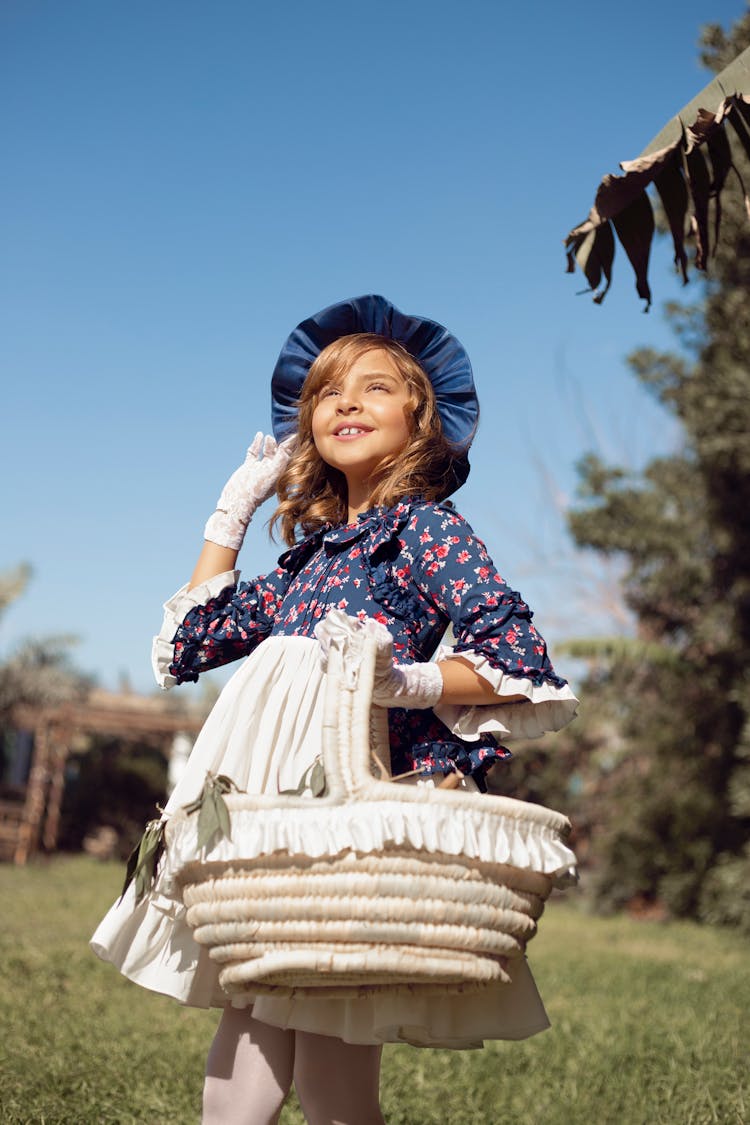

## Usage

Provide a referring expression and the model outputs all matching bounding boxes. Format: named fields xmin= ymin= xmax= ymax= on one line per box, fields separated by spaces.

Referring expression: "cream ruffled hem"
xmin=433 ymin=647 xmax=579 ymax=742
xmin=164 ymin=793 xmax=577 ymax=892
xmin=90 ymin=883 xmax=552 ymax=1041
xmin=151 ymin=570 xmax=239 ymax=689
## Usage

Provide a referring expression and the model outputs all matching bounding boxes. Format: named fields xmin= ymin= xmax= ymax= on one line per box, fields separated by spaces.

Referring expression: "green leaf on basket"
xmin=214 ymin=785 xmax=232 ymax=841
xmin=278 ymin=757 xmax=327 ymax=797
xmin=190 ymin=773 xmax=236 ymax=851
xmin=182 ymin=772 xmax=240 ymax=852
xmin=120 ymin=842 xmax=139 ymax=902
xmin=120 ymin=818 xmax=165 ymax=904
xmin=309 ymin=759 xmax=326 ymax=797
xmin=196 ymin=789 xmax=220 ymax=851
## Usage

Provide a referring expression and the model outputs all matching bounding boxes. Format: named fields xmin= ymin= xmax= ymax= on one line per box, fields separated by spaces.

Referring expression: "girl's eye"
xmin=321 ymin=387 xmax=340 ymax=398
xmin=367 ymin=382 xmax=389 ymax=392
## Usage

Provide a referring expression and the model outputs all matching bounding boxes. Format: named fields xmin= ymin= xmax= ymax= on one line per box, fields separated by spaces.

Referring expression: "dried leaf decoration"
xmin=565 ymin=45 xmax=750 ymax=306
xmin=120 ymin=818 xmax=165 ymax=904
xmin=182 ymin=773 xmax=240 ymax=851
xmin=278 ymin=756 xmax=327 ymax=798
xmin=309 ymin=758 xmax=326 ymax=797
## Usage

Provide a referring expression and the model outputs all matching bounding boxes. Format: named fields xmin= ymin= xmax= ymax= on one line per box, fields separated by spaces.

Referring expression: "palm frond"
xmin=565 ymin=46 xmax=750 ymax=307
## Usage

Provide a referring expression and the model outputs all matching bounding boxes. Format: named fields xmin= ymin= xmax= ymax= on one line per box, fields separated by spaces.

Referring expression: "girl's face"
xmin=311 ymin=348 xmax=414 ymax=489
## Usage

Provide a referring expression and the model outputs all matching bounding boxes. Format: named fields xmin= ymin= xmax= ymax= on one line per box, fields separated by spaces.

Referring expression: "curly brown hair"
xmin=270 ymin=334 xmax=470 ymax=545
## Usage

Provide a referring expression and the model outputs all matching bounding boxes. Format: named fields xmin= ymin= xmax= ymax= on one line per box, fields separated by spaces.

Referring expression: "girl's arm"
xmin=395 ymin=504 xmax=578 ymax=739
xmin=187 ymin=433 xmax=291 ymax=589
xmin=188 ymin=542 xmax=239 ymax=589
xmin=438 ymin=656 xmax=527 ymax=706
xmin=152 ymin=437 xmax=293 ymax=689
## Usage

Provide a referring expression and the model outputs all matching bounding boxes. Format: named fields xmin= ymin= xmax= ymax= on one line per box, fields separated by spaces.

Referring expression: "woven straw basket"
xmin=169 ymin=631 xmax=575 ymax=1000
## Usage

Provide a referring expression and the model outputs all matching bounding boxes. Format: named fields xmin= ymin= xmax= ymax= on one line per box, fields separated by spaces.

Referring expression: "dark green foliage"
xmin=561 ymin=13 xmax=750 ymax=931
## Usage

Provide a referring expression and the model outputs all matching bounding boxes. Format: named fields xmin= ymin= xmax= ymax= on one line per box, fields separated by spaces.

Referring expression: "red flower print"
xmin=167 ymin=499 xmax=567 ymax=695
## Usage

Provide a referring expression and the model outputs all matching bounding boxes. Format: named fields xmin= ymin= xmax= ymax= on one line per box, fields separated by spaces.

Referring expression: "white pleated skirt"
xmin=91 ymin=637 xmax=551 ymax=1048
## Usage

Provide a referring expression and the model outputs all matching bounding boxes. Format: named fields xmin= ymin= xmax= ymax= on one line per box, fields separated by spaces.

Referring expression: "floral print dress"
xmin=91 ymin=498 xmax=578 ymax=1047
xmin=162 ymin=497 xmax=575 ymax=788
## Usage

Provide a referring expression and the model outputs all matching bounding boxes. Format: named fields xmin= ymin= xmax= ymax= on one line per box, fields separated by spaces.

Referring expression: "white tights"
xmin=202 ymin=1005 xmax=386 ymax=1125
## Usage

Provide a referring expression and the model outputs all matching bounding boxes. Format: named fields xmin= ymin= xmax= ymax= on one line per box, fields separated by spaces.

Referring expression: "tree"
xmin=0 ymin=565 xmax=91 ymax=718
xmin=565 ymin=11 xmax=750 ymax=930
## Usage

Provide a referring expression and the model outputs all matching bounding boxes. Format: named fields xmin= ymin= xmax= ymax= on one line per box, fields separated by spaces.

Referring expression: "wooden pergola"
xmin=0 ymin=694 xmax=205 ymax=865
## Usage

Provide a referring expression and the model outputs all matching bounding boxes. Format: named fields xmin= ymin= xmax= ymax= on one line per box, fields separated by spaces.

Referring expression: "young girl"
xmin=92 ymin=295 xmax=578 ymax=1125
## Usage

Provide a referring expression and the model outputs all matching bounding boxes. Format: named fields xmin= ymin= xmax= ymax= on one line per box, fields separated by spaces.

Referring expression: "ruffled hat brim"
xmin=270 ymin=295 xmax=479 ymax=491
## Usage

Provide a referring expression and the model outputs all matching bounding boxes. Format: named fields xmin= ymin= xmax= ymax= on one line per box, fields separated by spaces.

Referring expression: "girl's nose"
xmin=336 ymin=396 xmax=361 ymax=413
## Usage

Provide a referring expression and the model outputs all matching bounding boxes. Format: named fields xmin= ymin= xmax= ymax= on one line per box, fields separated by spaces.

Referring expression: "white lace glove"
xmin=204 ymin=433 xmax=293 ymax=549
xmin=315 ymin=610 xmax=443 ymax=710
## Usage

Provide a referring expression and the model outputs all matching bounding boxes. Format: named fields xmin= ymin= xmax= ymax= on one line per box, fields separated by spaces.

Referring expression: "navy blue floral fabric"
xmin=169 ymin=499 xmax=568 ymax=784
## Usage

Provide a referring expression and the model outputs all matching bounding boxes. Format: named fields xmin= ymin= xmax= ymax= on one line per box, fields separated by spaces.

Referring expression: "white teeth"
xmin=338 ymin=427 xmax=367 ymax=435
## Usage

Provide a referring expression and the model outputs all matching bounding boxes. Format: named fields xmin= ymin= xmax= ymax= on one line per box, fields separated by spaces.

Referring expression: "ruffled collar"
xmin=322 ymin=498 xmax=415 ymax=550
xmin=278 ymin=496 xmax=423 ymax=574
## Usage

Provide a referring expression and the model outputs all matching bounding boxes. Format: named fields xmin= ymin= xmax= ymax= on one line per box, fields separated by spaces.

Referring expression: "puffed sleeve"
xmin=151 ymin=566 xmax=291 ymax=689
xmin=403 ymin=503 xmax=578 ymax=741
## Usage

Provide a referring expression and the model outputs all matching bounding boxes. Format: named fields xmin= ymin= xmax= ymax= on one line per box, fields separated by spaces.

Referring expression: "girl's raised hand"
xmin=204 ymin=433 xmax=294 ymax=549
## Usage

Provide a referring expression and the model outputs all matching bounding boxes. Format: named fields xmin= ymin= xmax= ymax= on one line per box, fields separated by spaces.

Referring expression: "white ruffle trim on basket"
xmin=151 ymin=570 xmax=239 ymax=689
xmin=164 ymin=796 xmax=578 ymax=891
xmin=433 ymin=647 xmax=579 ymax=743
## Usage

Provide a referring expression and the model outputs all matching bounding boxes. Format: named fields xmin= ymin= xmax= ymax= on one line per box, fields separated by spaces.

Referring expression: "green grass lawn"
xmin=0 ymin=857 xmax=747 ymax=1124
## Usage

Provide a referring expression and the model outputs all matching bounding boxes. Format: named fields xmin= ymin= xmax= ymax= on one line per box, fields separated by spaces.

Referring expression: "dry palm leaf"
xmin=565 ymin=45 xmax=750 ymax=308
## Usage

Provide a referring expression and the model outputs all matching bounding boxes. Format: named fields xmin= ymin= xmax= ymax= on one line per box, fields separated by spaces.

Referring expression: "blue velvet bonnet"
xmin=270 ymin=294 xmax=479 ymax=492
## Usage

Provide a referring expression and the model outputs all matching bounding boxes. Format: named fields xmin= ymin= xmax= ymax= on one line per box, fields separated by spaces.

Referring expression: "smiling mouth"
xmin=333 ymin=426 xmax=373 ymax=437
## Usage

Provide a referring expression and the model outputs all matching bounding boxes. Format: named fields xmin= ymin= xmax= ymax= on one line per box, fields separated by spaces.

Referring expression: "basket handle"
xmin=321 ymin=629 xmax=389 ymax=799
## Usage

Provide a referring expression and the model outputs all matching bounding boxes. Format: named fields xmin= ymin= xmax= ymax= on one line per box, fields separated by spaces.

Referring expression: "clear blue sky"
xmin=2 ymin=0 xmax=744 ymax=694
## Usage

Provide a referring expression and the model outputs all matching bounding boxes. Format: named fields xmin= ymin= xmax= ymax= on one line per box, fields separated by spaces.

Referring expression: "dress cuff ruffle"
xmin=432 ymin=647 xmax=578 ymax=742
xmin=151 ymin=570 xmax=240 ymax=689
